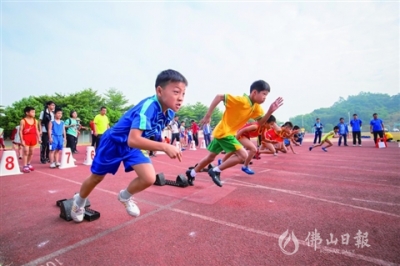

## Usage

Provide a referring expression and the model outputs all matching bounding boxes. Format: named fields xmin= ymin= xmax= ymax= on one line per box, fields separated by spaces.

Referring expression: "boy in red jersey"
xmin=19 ymin=107 xmax=42 ymax=173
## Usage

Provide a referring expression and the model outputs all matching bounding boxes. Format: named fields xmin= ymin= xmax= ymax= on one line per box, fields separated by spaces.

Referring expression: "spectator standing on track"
xmin=180 ymin=121 xmax=187 ymax=147
xmin=203 ymin=122 xmax=212 ymax=147
xmin=48 ymin=108 xmax=66 ymax=168
xmin=93 ymin=106 xmax=110 ymax=151
xmin=65 ymin=111 xmax=80 ymax=153
xmin=350 ymin=114 xmax=362 ymax=146
xmin=11 ymin=125 xmax=22 ymax=158
xmin=89 ymin=120 xmax=96 ymax=147
xmin=313 ymin=118 xmax=323 ymax=144
xmin=168 ymin=116 xmax=180 ymax=145
xmin=0 ymin=127 xmax=5 ymax=150
xmin=370 ymin=113 xmax=385 ymax=144
xmin=39 ymin=101 xmax=55 ymax=163
xmin=20 ymin=106 xmax=41 ymax=173
xmin=191 ymin=120 xmax=200 ymax=147
xmin=337 ymin=117 xmax=349 ymax=146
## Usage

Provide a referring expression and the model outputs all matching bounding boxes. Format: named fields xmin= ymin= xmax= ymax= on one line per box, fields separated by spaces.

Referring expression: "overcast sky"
xmin=1 ymin=1 xmax=399 ymax=120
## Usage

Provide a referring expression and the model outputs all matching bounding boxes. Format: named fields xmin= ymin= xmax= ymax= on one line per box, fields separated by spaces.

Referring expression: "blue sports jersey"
xmin=350 ymin=119 xmax=362 ymax=131
xmin=109 ymin=95 xmax=174 ymax=143
xmin=51 ymin=120 xmax=64 ymax=136
xmin=370 ymin=118 xmax=383 ymax=131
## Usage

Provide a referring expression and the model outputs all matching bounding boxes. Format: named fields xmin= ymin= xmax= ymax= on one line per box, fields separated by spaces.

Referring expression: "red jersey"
xmin=191 ymin=122 xmax=199 ymax=134
xmin=265 ymin=128 xmax=284 ymax=142
xmin=22 ymin=119 xmax=38 ymax=136
xmin=240 ymin=122 xmax=260 ymax=139
xmin=90 ymin=121 xmax=95 ymax=131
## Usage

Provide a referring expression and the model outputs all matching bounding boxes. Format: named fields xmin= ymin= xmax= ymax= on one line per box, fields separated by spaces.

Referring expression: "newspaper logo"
xmin=279 ymin=229 xmax=299 ymax=255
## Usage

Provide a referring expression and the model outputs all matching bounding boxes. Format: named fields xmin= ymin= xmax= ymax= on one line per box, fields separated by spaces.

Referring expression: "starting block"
xmin=200 ymin=140 xmax=206 ymax=149
xmin=59 ymin=147 xmax=77 ymax=169
xmin=154 ymin=172 xmax=188 ymax=188
xmin=189 ymin=140 xmax=197 ymax=150
xmin=376 ymin=137 xmax=387 ymax=148
xmin=188 ymin=163 xmax=214 ymax=172
xmin=83 ymin=146 xmax=95 ymax=165
xmin=0 ymin=150 xmax=22 ymax=176
xmin=57 ymin=196 xmax=99 ymax=221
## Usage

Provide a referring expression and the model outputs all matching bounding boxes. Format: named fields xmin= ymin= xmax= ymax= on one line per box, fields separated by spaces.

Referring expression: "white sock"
xmin=213 ymin=166 xmax=221 ymax=172
xmin=75 ymin=194 xmax=87 ymax=208
xmin=190 ymin=169 xmax=196 ymax=177
xmin=120 ymin=189 xmax=132 ymax=200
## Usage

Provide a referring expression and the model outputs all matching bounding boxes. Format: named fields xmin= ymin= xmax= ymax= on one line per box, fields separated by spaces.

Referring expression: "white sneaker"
xmin=56 ymin=162 xmax=61 ymax=167
xmin=50 ymin=162 xmax=56 ymax=168
xmin=359 ymin=144 xmax=362 ymax=146
xmin=118 ymin=190 xmax=140 ymax=217
xmin=70 ymin=194 xmax=85 ymax=223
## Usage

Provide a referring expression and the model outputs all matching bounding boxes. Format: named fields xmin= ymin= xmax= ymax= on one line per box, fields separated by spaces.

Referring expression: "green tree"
xmin=176 ymin=102 xmax=223 ymax=128
xmin=104 ymin=88 xmax=130 ymax=112
xmin=289 ymin=92 xmax=400 ymax=132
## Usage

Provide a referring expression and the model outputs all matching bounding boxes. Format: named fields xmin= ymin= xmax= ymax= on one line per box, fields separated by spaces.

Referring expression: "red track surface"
xmin=0 ymin=138 xmax=399 ymax=266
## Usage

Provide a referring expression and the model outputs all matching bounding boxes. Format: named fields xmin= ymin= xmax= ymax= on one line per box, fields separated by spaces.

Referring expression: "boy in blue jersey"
xmin=70 ymin=69 xmax=187 ymax=222
xmin=337 ymin=117 xmax=349 ymax=146
xmin=48 ymin=108 xmax=66 ymax=168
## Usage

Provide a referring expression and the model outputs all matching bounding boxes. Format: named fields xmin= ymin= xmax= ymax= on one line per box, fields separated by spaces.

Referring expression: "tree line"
xmin=0 ymin=88 xmax=223 ymax=137
xmin=289 ymin=92 xmax=400 ymax=132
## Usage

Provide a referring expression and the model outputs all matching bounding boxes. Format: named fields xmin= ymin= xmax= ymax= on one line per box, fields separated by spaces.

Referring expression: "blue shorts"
xmin=51 ymin=135 xmax=64 ymax=151
xmin=284 ymin=139 xmax=290 ymax=146
xmin=91 ymin=130 xmax=151 ymax=175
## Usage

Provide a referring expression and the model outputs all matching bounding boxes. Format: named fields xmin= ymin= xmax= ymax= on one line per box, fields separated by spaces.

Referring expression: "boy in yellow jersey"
xmin=309 ymin=126 xmax=339 ymax=152
xmin=186 ymin=80 xmax=283 ymax=187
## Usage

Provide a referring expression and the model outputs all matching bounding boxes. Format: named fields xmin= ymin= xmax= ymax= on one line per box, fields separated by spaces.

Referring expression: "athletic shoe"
xmin=322 ymin=147 xmax=328 ymax=152
xmin=70 ymin=194 xmax=85 ymax=222
xmin=241 ymin=166 xmax=254 ymax=175
xmin=218 ymin=158 xmax=222 ymax=166
xmin=309 ymin=147 xmax=313 ymax=151
xmin=118 ymin=190 xmax=140 ymax=217
xmin=359 ymin=144 xmax=362 ymax=147
xmin=27 ymin=164 xmax=34 ymax=171
xmin=49 ymin=162 xmax=56 ymax=168
xmin=186 ymin=169 xmax=194 ymax=186
xmin=22 ymin=166 xmax=30 ymax=173
xmin=56 ymin=162 xmax=61 ymax=167
xmin=208 ymin=168 xmax=222 ymax=187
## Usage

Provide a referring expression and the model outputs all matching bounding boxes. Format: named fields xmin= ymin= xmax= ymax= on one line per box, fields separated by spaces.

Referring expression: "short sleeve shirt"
xmin=109 ymin=95 xmax=174 ymax=144
xmin=370 ymin=119 xmax=383 ymax=131
xmin=212 ymin=94 xmax=264 ymax=139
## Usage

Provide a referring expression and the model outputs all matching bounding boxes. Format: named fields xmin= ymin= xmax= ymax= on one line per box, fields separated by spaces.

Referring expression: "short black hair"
xmin=283 ymin=121 xmax=293 ymax=128
xmin=373 ymin=113 xmax=377 ymax=116
xmin=250 ymin=80 xmax=270 ymax=93
xmin=24 ymin=106 xmax=35 ymax=114
xmin=191 ymin=120 xmax=195 ymax=123
xmin=293 ymin=125 xmax=300 ymax=130
xmin=334 ymin=126 xmax=339 ymax=130
xmin=316 ymin=118 xmax=320 ymax=120
xmin=340 ymin=117 xmax=344 ymax=120
xmin=353 ymin=114 xmax=357 ymax=116
xmin=100 ymin=106 xmax=106 ymax=110
xmin=155 ymin=69 xmax=188 ymax=88
xmin=70 ymin=110 xmax=76 ymax=117
xmin=46 ymin=101 xmax=55 ymax=106
xmin=55 ymin=108 xmax=63 ymax=114
xmin=266 ymin=115 xmax=276 ymax=123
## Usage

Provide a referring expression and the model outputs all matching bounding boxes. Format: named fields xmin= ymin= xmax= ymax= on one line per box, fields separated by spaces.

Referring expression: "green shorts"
xmin=207 ymin=136 xmax=243 ymax=154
